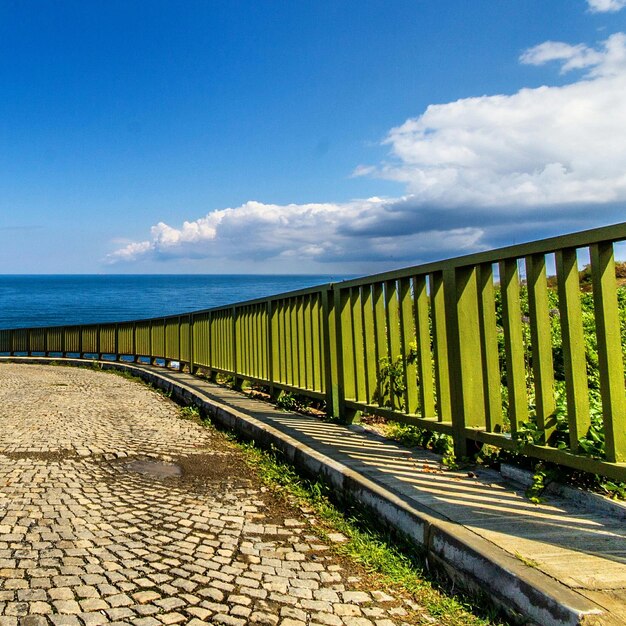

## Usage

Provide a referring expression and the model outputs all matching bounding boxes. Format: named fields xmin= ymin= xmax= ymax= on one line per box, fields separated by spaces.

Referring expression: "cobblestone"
xmin=0 ymin=364 xmax=423 ymax=624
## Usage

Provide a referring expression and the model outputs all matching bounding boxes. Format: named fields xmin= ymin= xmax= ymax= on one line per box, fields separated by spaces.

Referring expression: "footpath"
xmin=3 ymin=357 xmax=626 ymax=626
xmin=0 ymin=361 xmax=439 ymax=626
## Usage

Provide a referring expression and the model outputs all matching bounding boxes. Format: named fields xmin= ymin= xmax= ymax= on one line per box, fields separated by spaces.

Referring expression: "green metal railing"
xmin=2 ymin=223 xmax=625 ymax=481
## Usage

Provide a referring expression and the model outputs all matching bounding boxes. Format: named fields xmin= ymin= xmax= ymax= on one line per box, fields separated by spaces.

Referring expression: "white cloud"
xmin=110 ymin=32 xmax=626 ymax=271
xmin=108 ymin=198 xmax=485 ymax=267
xmin=521 ymin=33 xmax=626 ymax=77
xmin=519 ymin=41 xmax=605 ymax=73
xmin=108 ymin=240 xmax=151 ymax=261
xmin=587 ymin=0 xmax=626 ymax=13
xmin=360 ymin=33 xmax=626 ymax=209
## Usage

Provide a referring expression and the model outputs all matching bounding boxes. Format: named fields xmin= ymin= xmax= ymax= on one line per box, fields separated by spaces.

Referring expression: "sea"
xmin=0 ymin=275 xmax=351 ymax=330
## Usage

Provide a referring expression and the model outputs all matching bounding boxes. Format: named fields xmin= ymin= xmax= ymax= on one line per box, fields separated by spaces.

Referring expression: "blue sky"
xmin=1 ymin=0 xmax=625 ymax=274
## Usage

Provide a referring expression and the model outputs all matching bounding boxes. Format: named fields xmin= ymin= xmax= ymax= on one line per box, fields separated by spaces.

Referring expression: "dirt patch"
xmin=109 ymin=449 xmax=252 ymax=489
xmin=176 ymin=451 xmax=251 ymax=484
xmin=0 ymin=449 xmax=80 ymax=462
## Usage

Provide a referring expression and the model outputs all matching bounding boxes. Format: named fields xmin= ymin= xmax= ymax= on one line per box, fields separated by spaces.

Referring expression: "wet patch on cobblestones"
xmin=125 ymin=459 xmax=182 ymax=479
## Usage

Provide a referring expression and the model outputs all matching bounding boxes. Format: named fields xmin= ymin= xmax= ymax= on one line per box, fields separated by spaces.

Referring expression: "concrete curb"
xmin=0 ymin=357 xmax=609 ymax=626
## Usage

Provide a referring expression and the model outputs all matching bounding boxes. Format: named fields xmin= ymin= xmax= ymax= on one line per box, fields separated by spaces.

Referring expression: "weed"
xmin=514 ymin=552 xmax=540 ymax=568
xmin=376 ymin=356 xmax=407 ymax=410
xmin=275 ymin=391 xmax=299 ymax=412
xmin=598 ymin=479 xmax=626 ymax=500
xmin=385 ymin=422 xmax=454 ymax=456
xmin=179 ymin=405 xmax=201 ymax=422
xmin=216 ymin=373 xmax=236 ymax=386
xmin=475 ymin=444 xmax=501 ymax=468
xmin=524 ymin=463 xmax=552 ymax=504
xmin=105 ymin=368 xmax=141 ymax=382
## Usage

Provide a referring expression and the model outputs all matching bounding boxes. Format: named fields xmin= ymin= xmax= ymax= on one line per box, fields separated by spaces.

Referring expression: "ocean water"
xmin=0 ymin=275 xmax=350 ymax=330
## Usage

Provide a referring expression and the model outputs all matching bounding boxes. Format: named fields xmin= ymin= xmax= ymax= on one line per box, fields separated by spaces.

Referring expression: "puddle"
xmin=126 ymin=458 xmax=182 ymax=479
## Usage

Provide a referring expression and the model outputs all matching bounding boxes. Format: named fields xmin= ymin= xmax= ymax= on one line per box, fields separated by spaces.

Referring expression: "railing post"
xmin=500 ymin=259 xmax=529 ymax=437
xmin=189 ymin=313 xmax=195 ymax=374
xmin=149 ymin=320 xmax=155 ymax=365
xmin=163 ymin=318 xmax=168 ymax=367
xmin=413 ymin=276 xmax=436 ymax=418
xmin=556 ymin=248 xmax=590 ymax=451
xmin=590 ymin=242 xmax=626 ymax=462
xmin=177 ymin=315 xmax=182 ymax=369
xmin=232 ymin=306 xmax=242 ymax=389
xmin=206 ymin=311 xmax=215 ymax=382
xmin=526 ymin=253 xmax=556 ymax=443
xmin=477 ymin=263 xmax=503 ymax=434
xmin=444 ymin=266 xmax=486 ymax=459
xmin=320 ymin=284 xmax=357 ymax=423
xmin=267 ymin=301 xmax=278 ymax=398
xmin=431 ymin=271 xmax=452 ymax=423
xmin=342 ymin=287 xmax=360 ymax=423
xmin=321 ymin=287 xmax=336 ymax=418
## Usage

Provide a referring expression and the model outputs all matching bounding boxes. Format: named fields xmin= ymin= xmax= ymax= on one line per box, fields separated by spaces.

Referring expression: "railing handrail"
xmin=337 ymin=221 xmax=626 ymax=289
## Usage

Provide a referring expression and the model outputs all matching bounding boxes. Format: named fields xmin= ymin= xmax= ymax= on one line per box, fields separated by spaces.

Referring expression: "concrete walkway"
xmin=2 ymin=358 xmax=626 ymax=625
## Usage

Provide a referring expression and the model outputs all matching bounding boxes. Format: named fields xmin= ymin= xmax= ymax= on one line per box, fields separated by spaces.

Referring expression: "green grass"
xmin=98 ymin=365 xmax=175 ymax=399
xmin=179 ymin=405 xmax=202 ymax=421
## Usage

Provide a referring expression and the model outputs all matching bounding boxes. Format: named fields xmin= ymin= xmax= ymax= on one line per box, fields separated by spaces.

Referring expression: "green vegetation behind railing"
xmin=2 ymin=223 xmax=625 ymax=482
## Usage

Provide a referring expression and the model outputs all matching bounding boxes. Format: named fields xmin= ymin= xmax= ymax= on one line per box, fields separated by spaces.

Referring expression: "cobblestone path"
xmin=0 ymin=364 xmax=430 ymax=626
